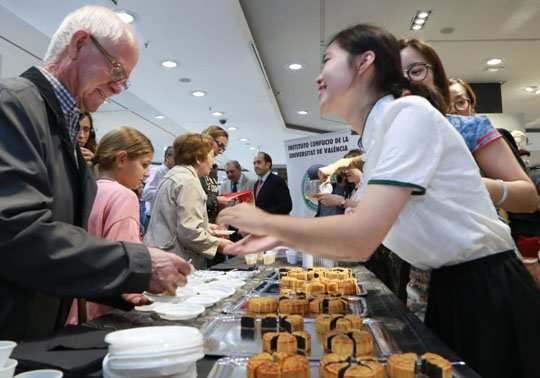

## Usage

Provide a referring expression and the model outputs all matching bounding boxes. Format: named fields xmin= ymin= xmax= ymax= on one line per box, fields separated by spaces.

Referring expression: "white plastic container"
xmin=0 ymin=341 xmax=16 ymax=368
xmin=14 ymin=370 xmax=63 ymax=378
xmin=0 ymin=359 xmax=17 ymax=378
xmin=262 ymin=250 xmax=277 ymax=265
xmin=244 ymin=253 xmax=257 ymax=265
xmin=286 ymin=249 xmax=298 ymax=265
xmin=302 ymin=253 xmax=314 ymax=269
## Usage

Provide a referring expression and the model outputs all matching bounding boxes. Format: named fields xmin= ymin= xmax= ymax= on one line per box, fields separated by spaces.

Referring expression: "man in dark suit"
xmin=253 ymin=152 xmax=293 ymax=215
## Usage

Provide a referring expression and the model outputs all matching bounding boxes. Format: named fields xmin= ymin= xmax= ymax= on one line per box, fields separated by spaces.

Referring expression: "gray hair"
xmin=44 ymin=5 xmax=136 ymax=63
xmin=225 ymin=160 xmax=241 ymax=170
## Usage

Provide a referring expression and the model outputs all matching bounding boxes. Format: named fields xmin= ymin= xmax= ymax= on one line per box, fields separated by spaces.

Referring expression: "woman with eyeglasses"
xmin=77 ymin=112 xmax=97 ymax=163
xmin=448 ymin=78 xmax=477 ymax=116
xmin=399 ymin=38 xmax=538 ymax=320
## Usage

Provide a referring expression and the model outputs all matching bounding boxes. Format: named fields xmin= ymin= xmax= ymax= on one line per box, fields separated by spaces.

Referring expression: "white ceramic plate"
xmin=197 ymin=285 xmax=235 ymax=297
xmin=105 ymin=326 xmax=202 ymax=347
xmin=134 ymin=302 xmax=161 ymax=312
xmin=210 ymin=278 xmax=245 ymax=288
xmin=183 ymin=294 xmax=221 ymax=308
xmin=103 ymin=354 xmax=199 ymax=378
xmin=154 ymin=303 xmax=205 ymax=321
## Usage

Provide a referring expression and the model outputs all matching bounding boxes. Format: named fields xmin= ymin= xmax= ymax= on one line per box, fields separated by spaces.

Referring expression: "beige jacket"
xmin=143 ymin=165 xmax=219 ymax=269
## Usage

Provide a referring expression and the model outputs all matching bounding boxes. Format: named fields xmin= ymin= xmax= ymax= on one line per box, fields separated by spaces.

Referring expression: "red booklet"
xmin=221 ymin=190 xmax=255 ymax=205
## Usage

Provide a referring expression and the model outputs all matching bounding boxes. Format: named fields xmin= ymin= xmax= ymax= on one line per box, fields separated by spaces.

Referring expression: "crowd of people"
xmin=1 ymin=5 xmax=539 ymax=378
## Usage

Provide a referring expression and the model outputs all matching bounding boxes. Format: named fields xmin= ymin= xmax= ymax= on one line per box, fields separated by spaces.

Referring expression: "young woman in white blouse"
xmin=218 ymin=24 xmax=540 ymax=378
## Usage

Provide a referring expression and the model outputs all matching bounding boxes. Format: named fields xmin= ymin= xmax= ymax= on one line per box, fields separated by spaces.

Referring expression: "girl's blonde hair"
xmin=91 ymin=126 xmax=154 ymax=176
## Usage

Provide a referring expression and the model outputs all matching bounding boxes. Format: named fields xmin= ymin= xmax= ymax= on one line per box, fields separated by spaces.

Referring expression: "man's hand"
xmin=217 ymin=238 xmax=234 ymax=252
xmin=217 ymin=195 xmax=233 ymax=209
xmin=121 ymin=293 xmax=152 ymax=306
xmin=146 ymin=248 xmax=191 ymax=294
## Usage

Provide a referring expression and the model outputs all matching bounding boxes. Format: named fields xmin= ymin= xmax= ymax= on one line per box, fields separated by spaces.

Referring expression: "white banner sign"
xmin=284 ymin=129 xmax=353 ymax=218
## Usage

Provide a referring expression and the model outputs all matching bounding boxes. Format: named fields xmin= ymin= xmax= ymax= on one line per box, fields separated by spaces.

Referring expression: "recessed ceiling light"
xmin=211 ymin=111 xmax=224 ymax=117
xmin=524 ymin=86 xmax=537 ymax=92
xmin=248 ymin=146 xmax=257 ymax=150
xmin=116 ymin=10 xmax=135 ymax=24
xmin=485 ymin=67 xmax=501 ymax=72
xmin=414 ymin=19 xmax=426 ymax=24
xmin=239 ymin=138 xmax=249 ymax=142
xmin=227 ymin=126 xmax=237 ymax=131
xmin=191 ymin=91 xmax=206 ymax=97
xmin=161 ymin=60 xmax=177 ymax=68
xmin=486 ymin=58 xmax=503 ymax=65
xmin=417 ymin=11 xmax=430 ymax=18
xmin=412 ymin=24 xmax=423 ymax=30
xmin=297 ymin=110 xmax=308 ymax=115
xmin=154 ymin=115 xmax=165 ymax=119
xmin=286 ymin=63 xmax=304 ymax=70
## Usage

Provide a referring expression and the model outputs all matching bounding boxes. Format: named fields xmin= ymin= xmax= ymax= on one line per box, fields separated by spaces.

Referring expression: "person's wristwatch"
xmin=340 ymin=198 xmax=346 ymax=208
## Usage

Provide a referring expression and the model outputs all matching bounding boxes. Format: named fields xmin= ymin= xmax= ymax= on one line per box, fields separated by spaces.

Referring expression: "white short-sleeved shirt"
xmin=357 ymin=95 xmax=513 ymax=269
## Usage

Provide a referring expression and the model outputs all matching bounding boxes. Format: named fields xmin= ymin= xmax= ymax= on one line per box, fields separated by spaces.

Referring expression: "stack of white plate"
xmin=103 ymin=326 xmax=204 ymax=378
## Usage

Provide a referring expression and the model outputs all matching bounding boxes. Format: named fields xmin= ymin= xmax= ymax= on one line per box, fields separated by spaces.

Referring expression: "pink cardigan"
xmin=66 ymin=179 xmax=141 ymax=324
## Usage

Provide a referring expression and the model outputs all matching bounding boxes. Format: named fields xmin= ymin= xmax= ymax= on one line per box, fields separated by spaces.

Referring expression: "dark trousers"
xmin=426 ymin=251 xmax=540 ymax=378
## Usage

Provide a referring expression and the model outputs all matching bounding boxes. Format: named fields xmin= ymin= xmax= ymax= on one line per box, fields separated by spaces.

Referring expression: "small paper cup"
xmin=0 ymin=341 xmax=16 ymax=369
xmin=244 ymin=253 xmax=257 ymax=265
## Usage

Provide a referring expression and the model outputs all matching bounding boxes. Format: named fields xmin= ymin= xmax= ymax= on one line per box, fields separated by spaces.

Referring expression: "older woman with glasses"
xmin=143 ymin=133 xmax=233 ymax=269
xmin=399 ymin=38 xmax=538 ymax=319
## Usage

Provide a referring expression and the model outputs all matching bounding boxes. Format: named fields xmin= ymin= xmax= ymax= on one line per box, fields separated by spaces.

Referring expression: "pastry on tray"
xmin=292 ymin=330 xmax=311 ymax=353
xmin=279 ymin=298 xmax=309 ymax=315
xmin=280 ymin=314 xmax=304 ymax=333
xmin=421 ymin=352 xmax=452 ymax=378
xmin=316 ymin=314 xmax=363 ymax=333
xmin=325 ymin=328 xmax=373 ymax=357
xmin=309 ymin=297 xmax=349 ymax=315
xmin=319 ymin=353 xmax=352 ymax=378
xmin=261 ymin=313 xmax=279 ymax=330
xmin=249 ymin=297 xmax=278 ymax=313
xmin=387 ymin=352 xmax=417 ymax=378
xmin=247 ymin=352 xmax=273 ymax=378
xmin=241 ymin=313 xmax=256 ymax=330
xmin=262 ymin=332 xmax=298 ymax=354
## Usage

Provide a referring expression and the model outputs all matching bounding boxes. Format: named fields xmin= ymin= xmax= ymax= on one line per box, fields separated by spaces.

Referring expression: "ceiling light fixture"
xmin=211 ymin=111 xmax=224 ymax=117
xmin=191 ymin=91 xmax=206 ymax=97
xmin=161 ymin=60 xmax=177 ymax=68
xmin=297 ymin=110 xmax=308 ymax=115
xmin=485 ymin=67 xmax=501 ymax=72
xmin=486 ymin=58 xmax=503 ymax=65
xmin=524 ymin=86 xmax=537 ymax=93
xmin=286 ymin=63 xmax=304 ymax=70
xmin=536 ymin=89 xmax=540 ymax=95
xmin=227 ymin=126 xmax=237 ymax=131
xmin=248 ymin=146 xmax=257 ymax=150
xmin=239 ymin=138 xmax=249 ymax=142
xmin=154 ymin=115 xmax=165 ymax=119
xmin=116 ymin=10 xmax=135 ymax=24
xmin=410 ymin=10 xmax=431 ymax=31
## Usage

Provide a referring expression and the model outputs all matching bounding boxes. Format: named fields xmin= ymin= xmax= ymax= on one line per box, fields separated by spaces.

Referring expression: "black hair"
xmin=259 ymin=152 xmax=272 ymax=169
xmin=329 ymin=24 xmax=447 ymax=115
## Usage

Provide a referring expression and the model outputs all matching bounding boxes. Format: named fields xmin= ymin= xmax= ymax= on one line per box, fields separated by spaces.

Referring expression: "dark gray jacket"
xmin=0 ymin=67 xmax=151 ymax=341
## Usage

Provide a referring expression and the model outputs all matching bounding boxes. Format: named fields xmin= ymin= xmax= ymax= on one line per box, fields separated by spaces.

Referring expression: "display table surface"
xmin=87 ymin=255 xmax=480 ymax=377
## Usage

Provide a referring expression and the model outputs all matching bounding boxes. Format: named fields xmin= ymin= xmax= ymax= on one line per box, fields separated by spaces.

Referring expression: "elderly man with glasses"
xmin=0 ymin=5 xmax=191 ymax=341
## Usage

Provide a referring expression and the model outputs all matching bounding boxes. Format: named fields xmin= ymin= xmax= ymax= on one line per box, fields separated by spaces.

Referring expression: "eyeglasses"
xmin=89 ymin=35 xmax=130 ymax=90
xmin=79 ymin=127 xmax=92 ymax=135
xmin=214 ymin=139 xmax=226 ymax=153
xmin=452 ymin=98 xmax=471 ymax=112
xmin=403 ymin=63 xmax=431 ymax=82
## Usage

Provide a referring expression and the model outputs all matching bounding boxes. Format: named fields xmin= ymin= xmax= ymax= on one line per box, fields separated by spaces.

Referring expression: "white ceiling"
xmin=1 ymin=0 xmax=540 ymax=171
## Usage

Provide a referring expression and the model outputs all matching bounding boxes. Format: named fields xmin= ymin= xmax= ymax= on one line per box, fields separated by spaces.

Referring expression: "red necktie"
xmin=255 ymin=179 xmax=263 ymax=198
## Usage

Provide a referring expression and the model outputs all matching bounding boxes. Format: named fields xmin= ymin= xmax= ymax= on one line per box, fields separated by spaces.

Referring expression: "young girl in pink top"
xmin=67 ymin=126 xmax=154 ymax=324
